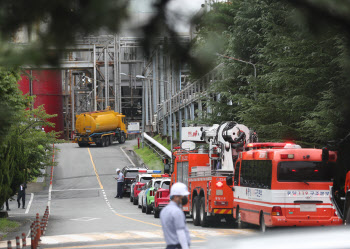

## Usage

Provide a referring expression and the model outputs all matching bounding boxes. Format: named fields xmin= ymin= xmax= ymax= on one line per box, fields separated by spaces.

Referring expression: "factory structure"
xmin=16 ymin=1 xmax=223 ymax=143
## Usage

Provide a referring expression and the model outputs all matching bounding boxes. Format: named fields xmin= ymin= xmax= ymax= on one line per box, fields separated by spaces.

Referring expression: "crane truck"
xmin=74 ymin=107 xmax=127 ymax=147
xmin=171 ymin=122 xmax=257 ymax=227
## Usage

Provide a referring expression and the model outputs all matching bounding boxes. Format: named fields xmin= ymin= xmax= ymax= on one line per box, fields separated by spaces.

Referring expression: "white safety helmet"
xmin=170 ymin=182 xmax=190 ymax=197
xmin=116 ymin=168 xmax=120 ymax=173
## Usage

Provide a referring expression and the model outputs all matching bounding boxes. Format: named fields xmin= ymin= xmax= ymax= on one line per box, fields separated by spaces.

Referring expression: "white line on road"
xmin=51 ymin=188 xmax=101 ymax=192
xmin=120 ymin=147 xmax=136 ymax=166
xmin=25 ymin=193 xmax=34 ymax=214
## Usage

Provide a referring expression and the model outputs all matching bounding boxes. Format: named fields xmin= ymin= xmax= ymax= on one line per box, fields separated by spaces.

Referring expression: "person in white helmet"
xmin=160 ymin=182 xmax=190 ymax=249
xmin=114 ymin=168 xmax=124 ymax=198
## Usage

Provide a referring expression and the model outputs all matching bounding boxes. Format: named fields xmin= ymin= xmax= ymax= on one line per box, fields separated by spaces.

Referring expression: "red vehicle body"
xmin=231 ymin=143 xmax=342 ymax=231
xmin=153 ymin=180 xmax=171 ymax=218
xmin=172 ymin=150 xmax=234 ymax=227
xmin=130 ymin=173 xmax=154 ymax=205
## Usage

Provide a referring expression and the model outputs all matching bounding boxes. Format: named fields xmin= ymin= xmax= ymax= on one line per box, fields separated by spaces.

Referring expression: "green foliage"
xmin=133 ymin=145 xmax=163 ymax=172
xmin=0 ymin=218 xmax=20 ymax=233
xmin=195 ymin=0 xmax=350 ymax=147
xmin=153 ymin=134 xmax=171 ymax=151
xmin=0 ymin=68 xmax=59 ymax=207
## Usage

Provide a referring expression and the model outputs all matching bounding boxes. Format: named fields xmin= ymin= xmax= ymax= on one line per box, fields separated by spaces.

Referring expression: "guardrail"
xmin=143 ymin=133 xmax=171 ymax=159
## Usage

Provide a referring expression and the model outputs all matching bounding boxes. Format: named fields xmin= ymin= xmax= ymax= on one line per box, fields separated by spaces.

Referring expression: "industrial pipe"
xmin=143 ymin=133 xmax=172 ymax=158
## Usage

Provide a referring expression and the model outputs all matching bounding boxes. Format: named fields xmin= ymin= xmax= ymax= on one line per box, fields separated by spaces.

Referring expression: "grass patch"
xmin=0 ymin=218 xmax=20 ymax=233
xmin=133 ymin=145 xmax=163 ymax=172
xmin=153 ymin=135 xmax=171 ymax=150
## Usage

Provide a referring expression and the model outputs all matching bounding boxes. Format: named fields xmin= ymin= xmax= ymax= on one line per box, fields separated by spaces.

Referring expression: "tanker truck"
xmin=74 ymin=107 xmax=127 ymax=147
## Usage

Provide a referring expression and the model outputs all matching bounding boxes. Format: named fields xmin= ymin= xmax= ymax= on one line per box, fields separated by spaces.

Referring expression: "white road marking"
xmin=25 ymin=193 xmax=34 ymax=214
xmin=120 ymin=147 xmax=136 ymax=166
xmin=130 ymin=231 xmax=162 ymax=238
xmin=70 ymin=217 xmax=101 ymax=222
xmin=51 ymin=188 xmax=101 ymax=192
xmin=34 ymin=229 xmax=255 ymax=246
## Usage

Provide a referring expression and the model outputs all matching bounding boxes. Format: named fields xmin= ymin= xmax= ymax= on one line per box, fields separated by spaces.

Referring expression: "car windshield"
xmin=154 ymin=181 xmax=161 ymax=189
xmin=277 ymin=161 xmax=334 ymax=182
xmin=140 ymin=177 xmax=152 ymax=183
xmin=161 ymin=181 xmax=170 ymax=189
xmin=125 ymin=171 xmax=138 ymax=178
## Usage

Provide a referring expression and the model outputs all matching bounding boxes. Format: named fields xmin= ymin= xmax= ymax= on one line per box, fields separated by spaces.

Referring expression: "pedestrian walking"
xmin=17 ymin=183 xmax=27 ymax=209
xmin=115 ymin=168 xmax=124 ymax=199
xmin=160 ymin=182 xmax=191 ymax=249
xmin=5 ymin=199 xmax=10 ymax=211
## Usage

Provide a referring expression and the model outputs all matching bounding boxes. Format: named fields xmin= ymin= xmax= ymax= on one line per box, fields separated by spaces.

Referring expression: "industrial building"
xmin=16 ymin=1 xmax=222 ymax=143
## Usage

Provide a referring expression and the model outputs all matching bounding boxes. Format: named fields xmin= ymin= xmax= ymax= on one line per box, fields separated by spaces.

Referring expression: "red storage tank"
xmin=18 ymin=70 xmax=64 ymax=138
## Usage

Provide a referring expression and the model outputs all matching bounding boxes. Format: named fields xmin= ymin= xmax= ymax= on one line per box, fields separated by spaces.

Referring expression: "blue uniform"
xmin=116 ymin=172 xmax=124 ymax=198
xmin=160 ymin=201 xmax=190 ymax=249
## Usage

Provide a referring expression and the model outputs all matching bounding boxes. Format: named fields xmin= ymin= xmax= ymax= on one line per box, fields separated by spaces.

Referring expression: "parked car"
xmin=139 ymin=177 xmax=162 ymax=213
xmin=130 ymin=170 xmax=161 ymax=205
xmin=122 ymin=166 xmax=148 ymax=196
xmin=153 ymin=178 xmax=171 ymax=218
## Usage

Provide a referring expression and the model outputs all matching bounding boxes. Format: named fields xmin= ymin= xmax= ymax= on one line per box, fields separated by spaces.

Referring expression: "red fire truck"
xmin=172 ymin=122 xmax=257 ymax=227
xmin=226 ymin=143 xmax=342 ymax=231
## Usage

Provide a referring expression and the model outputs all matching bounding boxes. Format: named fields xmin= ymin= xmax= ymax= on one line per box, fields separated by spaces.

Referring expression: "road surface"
xmin=2 ymin=140 xmax=256 ymax=248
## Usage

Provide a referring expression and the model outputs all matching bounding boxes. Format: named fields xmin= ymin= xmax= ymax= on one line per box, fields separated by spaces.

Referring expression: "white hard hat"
xmin=116 ymin=168 xmax=120 ymax=173
xmin=170 ymin=182 xmax=190 ymax=197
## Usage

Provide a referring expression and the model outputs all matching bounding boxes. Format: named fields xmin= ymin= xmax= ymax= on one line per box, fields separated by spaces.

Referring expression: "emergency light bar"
xmin=151 ymin=174 xmax=162 ymax=177
xmin=138 ymin=170 xmax=147 ymax=173
xmin=147 ymin=170 xmax=162 ymax=173
xmin=246 ymin=142 xmax=297 ymax=149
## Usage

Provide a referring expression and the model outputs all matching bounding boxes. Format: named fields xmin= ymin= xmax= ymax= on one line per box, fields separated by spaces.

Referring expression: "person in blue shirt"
xmin=160 ymin=182 xmax=191 ymax=249
xmin=115 ymin=169 xmax=124 ymax=199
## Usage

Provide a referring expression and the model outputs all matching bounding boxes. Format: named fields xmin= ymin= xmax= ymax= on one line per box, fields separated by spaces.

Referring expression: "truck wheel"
xmin=130 ymin=195 xmax=133 ymax=202
xmin=133 ymin=196 xmax=138 ymax=205
xmin=260 ymin=213 xmax=268 ymax=232
xmin=105 ymin=136 xmax=110 ymax=147
xmin=119 ymin=134 xmax=126 ymax=144
xmin=346 ymin=208 xmax=350 ymax=225
xmin=78 ymin=142 xmax=88 ymax=147
xmin=192 ymin=196 xmax=200 ymax=226
xmin=200 ymin=197 xmax=209 ymax=227
xmin=142 ymin=202 xmax=146 ymax=213
xmin=236 ymin=207 xmax=246 ymax=229
xmin=154 ymin=208 xmax=160 ymax=218
xmin=109 ymin=136 xmax=113 ymax=145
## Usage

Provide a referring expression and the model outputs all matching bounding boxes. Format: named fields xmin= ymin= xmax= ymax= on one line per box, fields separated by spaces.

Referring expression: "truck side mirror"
xmin=164 ymin=164 xmax=170 ymax=174
xmin=226 ymin=176 xmax=233 ymax=187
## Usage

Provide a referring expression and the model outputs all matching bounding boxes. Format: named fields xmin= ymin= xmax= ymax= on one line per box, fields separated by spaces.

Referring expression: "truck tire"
xmin=236 ymin=207 xmax=246 ymax=229
xmin=78 ymin=142 xmax=88 ymax=147
xmin=142 ymin=202 xmax=146 ymax=213
xmin=130 ymin=195 xmax=133 ymax=202
xmin=105 ymin=136 xmax=110 ymax=147
xmin=109 ymin=136 xmax=113 ymax=146
xmin=102 ymin=137 xmax=107 ymax=147
xmin=133 ymin=196 xmax=138 ymax=205
xmin=260 ymin=213 xmax=268 ymax=232
xmin=199 ymin=197 xmax=209 ymax=227
xmin=192 ymin=196 xmax=200 ymax=226
xmin=154 ymin=208 xmax=160 ymax=218
xmin=346 ymin=208 xmax=350 ymax=225
xmin=119 ymin=133 xmax=126 ymax=144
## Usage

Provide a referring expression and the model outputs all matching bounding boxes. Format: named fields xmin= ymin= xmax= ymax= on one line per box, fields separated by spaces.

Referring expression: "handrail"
xmin=143 ymin=133 xmax=172 ymax=158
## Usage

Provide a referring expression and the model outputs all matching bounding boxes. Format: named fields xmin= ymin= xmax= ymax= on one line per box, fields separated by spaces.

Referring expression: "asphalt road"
xmin=6 ymin=140 xmax=256 ymax=249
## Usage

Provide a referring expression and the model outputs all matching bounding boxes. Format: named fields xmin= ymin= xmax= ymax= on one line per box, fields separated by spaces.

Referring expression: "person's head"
xmin=116 ymin=168 xmax=120 ymax=174
xmin=170 ymin=182 xmax=190 ymax=206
